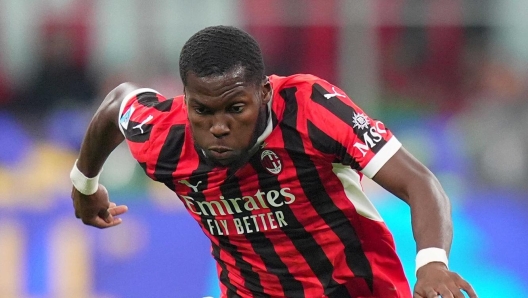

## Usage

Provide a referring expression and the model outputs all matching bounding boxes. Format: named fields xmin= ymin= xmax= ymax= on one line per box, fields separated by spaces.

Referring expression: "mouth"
xmin=207 ymin=146 xmax=234 ymax=160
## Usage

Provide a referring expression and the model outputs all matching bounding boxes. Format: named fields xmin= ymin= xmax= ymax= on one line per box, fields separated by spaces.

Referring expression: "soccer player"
xmin=70 ymin=26 xmax=477 ymax=298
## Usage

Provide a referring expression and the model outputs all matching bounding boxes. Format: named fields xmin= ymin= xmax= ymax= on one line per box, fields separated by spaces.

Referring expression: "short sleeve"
xmin=117 ymin=88 xmax=178 ymax=165
xmin=304 ymin=79 xmax=401 ymax=178
xmin=118 ymin=88 xmax=162 ymax=135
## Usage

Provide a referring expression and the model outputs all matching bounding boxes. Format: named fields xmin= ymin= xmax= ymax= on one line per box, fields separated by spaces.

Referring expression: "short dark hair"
xmin=179 ymin=25 xmax=265 ymax=86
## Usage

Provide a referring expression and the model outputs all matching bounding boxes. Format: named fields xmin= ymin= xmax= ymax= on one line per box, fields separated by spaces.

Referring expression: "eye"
xmin=228 ymin=104 xmax=244 ymax=113
xmin=194 ymin=106 xmax=210 ymax=115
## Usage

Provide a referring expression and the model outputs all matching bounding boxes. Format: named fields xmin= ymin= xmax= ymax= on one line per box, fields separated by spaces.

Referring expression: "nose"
xmin=210 ymin=114 xmax=230 ymax=138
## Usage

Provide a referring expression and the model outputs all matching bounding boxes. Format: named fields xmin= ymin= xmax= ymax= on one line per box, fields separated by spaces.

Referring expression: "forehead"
xmin=184 ymin=67 xmax=255 ymax=99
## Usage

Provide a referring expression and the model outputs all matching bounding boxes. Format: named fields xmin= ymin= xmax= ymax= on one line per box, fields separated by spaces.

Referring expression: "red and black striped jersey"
xmin=118 ymin=74 xmax=412 ymax=298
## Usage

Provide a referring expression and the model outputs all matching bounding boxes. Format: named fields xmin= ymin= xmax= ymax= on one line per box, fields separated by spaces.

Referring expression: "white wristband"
xmin=415 ymin=248 xmax=448 ymax=274
xmin=70 ymin=160 xmax=102 ymax=195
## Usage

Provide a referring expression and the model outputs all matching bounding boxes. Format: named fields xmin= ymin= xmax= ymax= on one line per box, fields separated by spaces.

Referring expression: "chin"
xmin=215 ymin=159 xmax=234 ymax=166
xmin=208 ymin=156 xmax=238 ymax=167
xmin=209 ymin=150 xmax=248 ymax=167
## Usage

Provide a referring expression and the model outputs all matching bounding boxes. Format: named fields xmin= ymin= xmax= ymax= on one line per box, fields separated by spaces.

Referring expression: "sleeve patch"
xmin=117 ymin=88 xmax=160 ymax=135
xmin=119 ymin=106 xmax=135 ymax=130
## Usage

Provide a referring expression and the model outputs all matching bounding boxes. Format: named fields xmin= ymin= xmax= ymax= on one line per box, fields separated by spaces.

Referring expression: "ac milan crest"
xmin=260 ymin=150 xmax=282 ymax=175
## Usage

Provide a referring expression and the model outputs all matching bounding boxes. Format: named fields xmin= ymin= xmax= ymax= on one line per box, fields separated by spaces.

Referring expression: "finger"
xmin=452 ymin=289 xmax=467 ymax=298
xmin=109 ymin=202 xmax=117 ymax=208
xmin=415 ymin=287 xmax=438 ymax=298
xmin=436 ymin=285 xmax=454 ymax=298
xmin=413 ymin=284 xmax=429 ymax=298
xmin=108 ymin=204 xmax=128 ymax=216
xmin=74 ymin=202 xmax=81 ymax=218
xmin=445 ymin=282 xmax=467 ymax=298
xmin=458 ymin=280 xmax=478 ymax=298
xmin=90 ymin=216 xmax=123 ymax=229
xmin=98 ymin=208 xmax=113 ymax=224
xmin=425 ymin=288 xmax=439 ymax=298
xmin=72 ymin=197 xmax=81 ymax=218
xmin=99 ymin=205 xmax=128 ymax=227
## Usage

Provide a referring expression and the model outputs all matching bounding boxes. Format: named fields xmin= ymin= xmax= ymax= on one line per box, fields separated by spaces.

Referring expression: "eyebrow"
xmin=188 ymin=89 xmax=247 ymax=105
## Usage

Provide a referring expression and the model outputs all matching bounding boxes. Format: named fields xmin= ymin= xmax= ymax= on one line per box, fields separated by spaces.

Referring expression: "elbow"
xmin=411 ymin=170 xmax=451 ymax=211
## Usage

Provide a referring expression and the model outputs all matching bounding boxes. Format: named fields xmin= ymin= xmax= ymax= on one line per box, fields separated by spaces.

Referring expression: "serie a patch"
xmin=120 ymin=106 xmax=135 ymax=130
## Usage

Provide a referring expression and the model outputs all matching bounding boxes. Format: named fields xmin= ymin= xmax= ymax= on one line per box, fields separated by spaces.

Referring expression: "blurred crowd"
xmin=0 ymin=0 xmax=527 ymax=205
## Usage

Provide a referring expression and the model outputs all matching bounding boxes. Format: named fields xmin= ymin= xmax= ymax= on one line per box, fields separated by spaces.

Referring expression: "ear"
xmin=261 ymin=77 xmax=272 ymax=105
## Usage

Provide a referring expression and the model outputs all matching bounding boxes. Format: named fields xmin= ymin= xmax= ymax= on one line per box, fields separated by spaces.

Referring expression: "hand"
xmin=414 ymin=262 xmax=477 ymax=298
xmin=71 ymin=184 xmax=128 ymax=229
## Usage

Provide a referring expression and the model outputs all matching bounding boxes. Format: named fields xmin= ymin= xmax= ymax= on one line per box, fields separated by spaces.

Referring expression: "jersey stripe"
xmin=212 ymin=243 xmax=238 ymax=298
xmin=136 ymin=92 xmax=173 ymax=111
xmin=184 ymin=161 xmax=244 ymax=297
xmin=245 ymin=159 xmax=312 ymax=297
xmin=307 ymin=120 xmax=359 ymax=168
xmin=279 ymin=87 xmax=375 ymax=293
xmin=277 ymin=87 xmax=358 ymax=296
xmin=247 ymin=155 xmax=340 ymax=297
xmin=189 ymin=160 xmax=242 ymax=298
xmin=218 ymin=174 xmax=267 ymax=296
xmin=217 ymin=235 xmax=264 ymax=297
xmin=153 ymin=124 xmax=185 ymax=190
xmin=123 ymin=120 xmax=153 ymax=143
xmin=310 ymin=83 xmax=388 ymax=155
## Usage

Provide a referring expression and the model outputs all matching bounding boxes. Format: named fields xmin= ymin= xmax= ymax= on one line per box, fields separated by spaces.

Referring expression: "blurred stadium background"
xmin=0 ymin=0 xmax=527 ymax=297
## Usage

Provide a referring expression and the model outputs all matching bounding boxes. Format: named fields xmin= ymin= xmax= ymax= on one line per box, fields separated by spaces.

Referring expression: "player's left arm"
xmin=372 ymin=146 xmax=478 ymax=298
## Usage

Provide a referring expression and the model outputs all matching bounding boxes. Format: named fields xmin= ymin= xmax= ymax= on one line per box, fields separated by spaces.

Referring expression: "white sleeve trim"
xmin=118 ymin=88 xmax=160 ymax=135
xmin=361 ymin=137 xmax=402 ymax=178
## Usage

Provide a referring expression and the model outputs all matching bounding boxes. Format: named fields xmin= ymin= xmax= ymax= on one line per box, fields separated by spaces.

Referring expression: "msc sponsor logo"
xmin=352 ymin=116 xmax=388 ymax=157
xmin=352 ymin=112 xmax=369 ymax=130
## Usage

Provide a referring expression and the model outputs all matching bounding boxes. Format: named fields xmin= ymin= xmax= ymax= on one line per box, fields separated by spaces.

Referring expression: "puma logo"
xmin=133 ymin=115 xmax=153 ymax=134
xmin=324 ymin=86 xmax=346 ymax=99
xmin=178 ymin=180 xmax=202 ymax=192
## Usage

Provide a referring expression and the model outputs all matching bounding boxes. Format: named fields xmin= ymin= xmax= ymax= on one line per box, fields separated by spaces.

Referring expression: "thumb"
xmin=96 ymin=184 xmax=112 ymax=223
xmin=98 ymin=208 xmax=113 ymax=224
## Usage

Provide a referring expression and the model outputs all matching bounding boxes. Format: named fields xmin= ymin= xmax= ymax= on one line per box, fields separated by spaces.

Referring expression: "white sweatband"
xmin=70 ymin=160 xmax=101 ymax=195
xmin=415 ymin=248 xmax=448 ymax=274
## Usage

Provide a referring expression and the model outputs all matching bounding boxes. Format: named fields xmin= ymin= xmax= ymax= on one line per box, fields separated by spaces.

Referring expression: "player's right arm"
xmin=70 ymin=83 xmax=138 ymax=228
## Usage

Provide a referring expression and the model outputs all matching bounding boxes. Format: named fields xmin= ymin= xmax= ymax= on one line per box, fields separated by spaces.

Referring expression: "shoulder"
xmin=269 ymin=73 xmax=350 ymax=112
xmin=269 ymin=74 xmax=344 ymax=101
xmin=269 ymin=73 xmax=329 ymax=91
xmin=117 ymin=86 xmax=186 ymax=135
